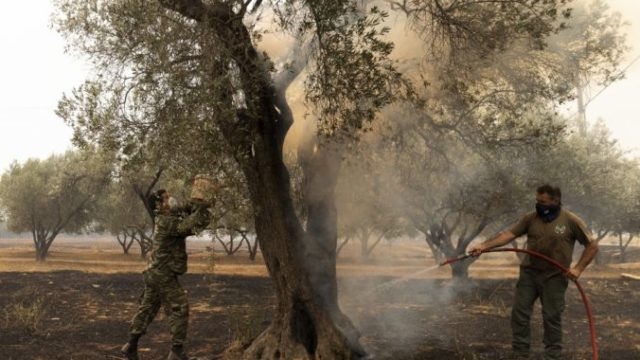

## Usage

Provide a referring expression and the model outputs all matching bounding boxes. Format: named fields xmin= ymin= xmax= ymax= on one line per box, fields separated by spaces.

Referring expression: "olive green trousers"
xmin=512 ymin=268 xmax=569 ymax=360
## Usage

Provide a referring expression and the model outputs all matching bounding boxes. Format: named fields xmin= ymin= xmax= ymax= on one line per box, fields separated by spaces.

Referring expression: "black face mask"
xmin=536 ymin=203 xmax=561 ymax=223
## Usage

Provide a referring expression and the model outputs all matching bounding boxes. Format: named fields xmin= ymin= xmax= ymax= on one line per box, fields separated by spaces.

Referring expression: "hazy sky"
xmin=0 ymin=1 xmax=639 ymax=173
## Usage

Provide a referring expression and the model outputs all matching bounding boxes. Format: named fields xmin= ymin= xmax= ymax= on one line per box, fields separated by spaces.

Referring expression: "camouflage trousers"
xmin=129 ymin=268 xmax=189 ymax=346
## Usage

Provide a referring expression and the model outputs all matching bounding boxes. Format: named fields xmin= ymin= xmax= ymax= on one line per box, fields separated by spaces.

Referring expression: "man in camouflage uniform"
xmin=122 ymin=190 xmax=210 ymax=360
xmin=470 ymin=185 xmax=599 ymax=360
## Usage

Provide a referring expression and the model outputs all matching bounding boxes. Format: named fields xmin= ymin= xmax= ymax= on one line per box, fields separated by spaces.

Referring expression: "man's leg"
xmin=512 ymin=269 xmax=540 ymax=357
xmin=158 ymin=272 xmax=190 ymax=359
xmin=129 ymin=271 xmax=162 ymax=338
xmin=540 ymin=274 xmax=569 ymax=360
xmin=124 ymin=271 xmax=162 ymax=359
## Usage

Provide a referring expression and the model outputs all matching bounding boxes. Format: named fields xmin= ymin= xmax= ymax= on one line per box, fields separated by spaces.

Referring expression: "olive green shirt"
xmin=510 ymin=209 xmax=593 ymax=272
xmin=148 ymin=206 xmax=210 ymax=275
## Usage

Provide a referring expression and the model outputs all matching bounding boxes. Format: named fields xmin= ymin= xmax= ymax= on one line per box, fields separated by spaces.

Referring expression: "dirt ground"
xmin=1 ymin=238 xmax=639 ymax=360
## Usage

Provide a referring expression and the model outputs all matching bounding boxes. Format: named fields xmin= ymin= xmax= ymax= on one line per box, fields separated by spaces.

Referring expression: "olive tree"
xmin=549 ymin=0 xmax=628 ymax=135
xmin=527 ymin=120 xmax=640 ymax=263
xmin=93 ymin=181 xmax=151 ymax=256
xmin=336 ymin=158 xmax=409 ymax=258
xmin=0 ymin=150 xmax=111 ymax=261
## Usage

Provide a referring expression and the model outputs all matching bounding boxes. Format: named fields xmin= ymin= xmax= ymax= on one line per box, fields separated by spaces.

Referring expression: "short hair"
xmin=537 ymin=184 xmax=562 ymax=200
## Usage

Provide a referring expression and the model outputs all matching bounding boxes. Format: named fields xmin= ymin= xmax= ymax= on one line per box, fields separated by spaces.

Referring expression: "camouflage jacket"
xmin=148 ymin=205 xmax=210 ymax=275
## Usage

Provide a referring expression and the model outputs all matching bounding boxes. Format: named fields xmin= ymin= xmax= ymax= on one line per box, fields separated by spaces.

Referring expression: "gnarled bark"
xmin=158 ymin=1 xmax=365 ymax=358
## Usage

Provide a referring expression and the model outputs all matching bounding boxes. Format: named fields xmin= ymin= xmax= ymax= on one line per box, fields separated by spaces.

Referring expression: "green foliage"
xmin=526 ymin=120 xmax=640 ymax=238
xmin=0 ymin=150 xmax=112 ymax=260
xmin=398 ymin=0 xmax=572 ymax=55
xmin=54 ymin=0 xmax=233 ymax=172
xmin=549 ymin=0 xmax=629 ymax=86
xmin=336 ymin=154 xmax=412 ymax=256
xmin=301 ymin=2 xmax=412 ymax=137
xmin=0 ymin=151 xmax=111 ymax=234
xmin=94 ymin=182 xmax=147 ymax=235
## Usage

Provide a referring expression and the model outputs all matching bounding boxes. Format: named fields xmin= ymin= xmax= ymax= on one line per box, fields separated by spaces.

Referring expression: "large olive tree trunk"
xmin=237 ymin=134 xmax=362 ymax=359
xmin=299 ymin=144 xmax=364 ymax=354
xmin=158 ymin=1 xmax=365 ymax=358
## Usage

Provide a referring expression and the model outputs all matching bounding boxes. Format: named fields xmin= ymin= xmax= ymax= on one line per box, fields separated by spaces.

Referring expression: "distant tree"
xmin=613 ymin=163 xmax=640 ymax=262
xmin=0 ymin=222 xmax=5 ymax=238
xmin=549 ymin=0 xmax=628 ymax=135
xmin=336 ymin=158 xmax=409 ymax=258
xmin=0 ymin=151 xmax=111 ymax=261
xmin=128 ymin=167 xmax=164 ymax=221
xmin=208 ymin=173 xmax=255 ymax=260
xmin=397 ymin=139 xmax=535 ymax=278
xmin=518 ymin=120 xmax=634 ymax=265
xmin=94 ymin=182 xmax=150 ymax=256
xmin=123 ymin=166 xmax=164 ymax=257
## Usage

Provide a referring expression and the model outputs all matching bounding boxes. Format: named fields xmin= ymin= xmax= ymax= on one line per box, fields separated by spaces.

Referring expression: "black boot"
xmin=167 ymin=345 xmax=196 ymax=360
xmin=121 ymin=335 xmax=140 ymax=360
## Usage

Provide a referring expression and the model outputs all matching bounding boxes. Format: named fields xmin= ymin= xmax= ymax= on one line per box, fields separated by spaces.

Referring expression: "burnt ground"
xmin=0 ymin=271 xmax=638 ymax=360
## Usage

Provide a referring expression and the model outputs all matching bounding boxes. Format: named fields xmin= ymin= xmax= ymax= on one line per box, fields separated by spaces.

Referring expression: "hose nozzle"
xmin=439 ymin=252 xmax=473 ymax=267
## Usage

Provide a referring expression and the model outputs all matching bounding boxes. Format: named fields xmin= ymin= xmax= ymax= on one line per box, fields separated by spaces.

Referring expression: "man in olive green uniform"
xmin=470 ymin=185 xmax=599 ymax=360
xmin=121 ymin=190 xmax=210 ymax=360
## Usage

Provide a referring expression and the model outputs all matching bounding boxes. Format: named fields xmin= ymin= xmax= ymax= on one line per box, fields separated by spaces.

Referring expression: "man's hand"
xmin=566 ymin=267 xmax=583 ymax=280
xmin=468 ymin=243 xmax=487 ymax=257
xmin=467 ymin=231 xmax=516 ymax=257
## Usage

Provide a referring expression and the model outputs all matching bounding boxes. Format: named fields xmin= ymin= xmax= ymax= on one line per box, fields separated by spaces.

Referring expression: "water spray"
xmin=440 ymin=248 xmax=598 ymax=360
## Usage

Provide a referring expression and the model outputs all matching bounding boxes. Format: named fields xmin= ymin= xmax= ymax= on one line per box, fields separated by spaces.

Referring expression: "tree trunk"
xmin=299 ymin=145 xmax=364 ymax=355
xmin=135 ymin=231 xmax=152 ymax=259
xmin=33 ymin=232 xmax=52 ymax=262
xmin=249 ymin=238 xmax=259 ymax=261
xmin=242 ymin=233 xmax=259 ymax=261
xmin=424 ymin=233 xmax=443 ymax=264
xmin=360 ymin=234 xmax=369 ymax=258
xmin=336 ymin=237 xmax=350 ymax=256
xmin=432 ymin=225 xmax=473 ymax=281
xmin=366 ymin=232 xmax=387 ymax=257
xmin=450 ymin=260 xmax=470 ymax=280
xmin=35 ymin=244 xmax=48 ymax=262
xmin=157 ymin=2 xmax=365 ymax=358
xmin=593 ymin=230 xmax=609 ymax=265
xmin=356 ymin=229 xmax=373 ymax=259
xmin=618 ymin=233 xmax=634 ymax=263
xmin=215 ymin=233 xmax=231 ymax=254
xmin=222 ymin=37 xmax=362 ymax=360
xmin=117 ymin=233 xmax=132 ymax=255
xmin=231 ymin=134 xmax=364 ymax=359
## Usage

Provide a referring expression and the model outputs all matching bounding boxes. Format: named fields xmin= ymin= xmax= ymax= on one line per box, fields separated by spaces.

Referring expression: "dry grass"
xmin=0 ymin=236 xmax=637 ymax=280
xmin=2 ymin=294 xmax=47 ymax=334
xmin=228 ymin=306 xmax=269 ymax=347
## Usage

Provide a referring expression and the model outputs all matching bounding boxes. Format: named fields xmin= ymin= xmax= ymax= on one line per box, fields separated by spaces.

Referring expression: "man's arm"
xmin=468 ymin=231 xmax=517 ymax=256
xmin=175 ymin=204 xmax=211 ymax=236
xmin=567 ymin=240 xmax=599 ymax=280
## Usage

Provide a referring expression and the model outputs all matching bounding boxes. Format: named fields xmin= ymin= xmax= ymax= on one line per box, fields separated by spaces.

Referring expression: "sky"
xmin=0 ymin=1 xmax=639 ymax=174
xmin=0 ymin=1 xmax=89 ymax=173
